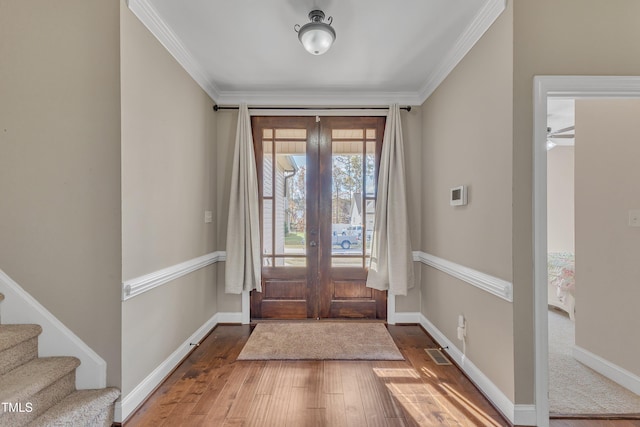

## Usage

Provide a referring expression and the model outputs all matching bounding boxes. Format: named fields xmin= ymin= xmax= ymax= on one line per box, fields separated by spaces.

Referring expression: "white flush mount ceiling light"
xmin=294 ymin=10 xmax=336 ymax=55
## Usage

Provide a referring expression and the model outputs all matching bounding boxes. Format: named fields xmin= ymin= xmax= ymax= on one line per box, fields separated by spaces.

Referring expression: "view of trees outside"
xmin=282 ymin=148 xmax=374 ymax=262
xmin=285 ymin=153 xmax=374 ymax=231
xmin=332 ymin=155 xmax=362 ymax=224
xmin=286 ymin=158 xmax=306 ymax=234
xmin=261 ymin=127 xmax=379 ymax=269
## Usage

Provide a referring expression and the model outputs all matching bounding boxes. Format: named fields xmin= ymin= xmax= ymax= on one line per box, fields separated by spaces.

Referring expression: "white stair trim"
xmin=0 ymin=269 xmax=106 ymax=390
xmin=573 ymin=345 xmax=640 ymax=395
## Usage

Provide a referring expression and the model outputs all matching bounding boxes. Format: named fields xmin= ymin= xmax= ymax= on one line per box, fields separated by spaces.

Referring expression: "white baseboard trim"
xmin=573 ymin=345 xmax=640 ymax=395
xmin=387 ymin=296 xmax=420 ymax=325
xmin=241 ymin=291 xmax=250 ymax=324
xmin=216 ymin=311 xmax=243 ymax=324
xmin=419 ymin=314 xmax=535 ymax=426
xmin=116 ymin=310 xmax=240 ymax=422
xmin=391 ymin=311 xmax=420 ymax=324
xmin=412 ymin=251 xmax=513 ymax=302
xmin=514 ymin=405 xmax=537 ymax=426
xmin=122 ymin=251 xmax=226 ymax=301
xmin=0 ymin=269 xmax=106 ymax=390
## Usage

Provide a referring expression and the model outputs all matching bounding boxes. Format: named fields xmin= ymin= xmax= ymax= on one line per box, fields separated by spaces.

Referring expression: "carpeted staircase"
xmin=0 ymin=292 xmax=120 ymax=426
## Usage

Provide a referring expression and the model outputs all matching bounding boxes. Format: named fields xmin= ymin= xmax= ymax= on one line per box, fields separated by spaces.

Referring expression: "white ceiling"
xmin=127 ymin=0 xmax=505 ymax=106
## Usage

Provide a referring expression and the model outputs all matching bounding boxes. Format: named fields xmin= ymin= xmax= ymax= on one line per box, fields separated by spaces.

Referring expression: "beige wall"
xmin=513 ymin=0 xmax=640 ymax=403
xmin=214 ymin=110 xmax=243 ymax=312
xmin=397 ymin=109 xmax=423 ymax=312
xmin=0 ymin=0 xmax=122 ymax=388
xmin=121 ymin=266 xmax=218 ymax=394
xmin=547 ymin=146 xmax=575 ymax=253
xmin=120 ymin=1 xmax=219 ymax=395
xmin=574 ymin=99 xmax=640 ymax=376
xmin=420 ymin=1 xmax=514 ymax=400
xmin=121 ymin=3 xmax=217 ymax=280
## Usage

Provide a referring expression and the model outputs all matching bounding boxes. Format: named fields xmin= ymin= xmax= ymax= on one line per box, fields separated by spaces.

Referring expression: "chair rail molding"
xmin=412 ymin=251 xmax=512 ymax=302
xmin=122 ymin=251 xmax=226 ymax=301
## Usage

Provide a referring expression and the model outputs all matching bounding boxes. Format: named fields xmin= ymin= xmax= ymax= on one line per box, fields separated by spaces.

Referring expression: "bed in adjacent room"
xmin=548 ymin=252 xmax=575 ymax=320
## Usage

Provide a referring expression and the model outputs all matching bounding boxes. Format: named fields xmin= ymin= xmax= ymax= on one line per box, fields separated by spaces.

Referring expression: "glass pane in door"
xmin=252 ymin=117 xmax=319 ymax=320
xmin=262 ymin=130 xmax=308 ymax=267
xmin=331 ymin=139 xmax=363 ymax=267
xmin=275 ymin=138 xmax=307 ymax=267
xmin=330 ymin=129 xmax=379 ymax=268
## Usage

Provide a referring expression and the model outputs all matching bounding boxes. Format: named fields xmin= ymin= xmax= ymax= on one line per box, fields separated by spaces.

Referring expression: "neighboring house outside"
xmin=349 ymin=193 xmax=362 ymax=226
xmin=349 ymin=192 xmax=375 ymax=239
xmin=263 ymin=152 xmax=297 ymax=266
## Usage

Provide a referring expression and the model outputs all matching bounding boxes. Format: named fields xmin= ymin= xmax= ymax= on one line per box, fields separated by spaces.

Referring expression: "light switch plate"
xmin=204 ymin=211 xmax=213 ymax=223
xmin=629 ymin=210 xmax=640 ymax=227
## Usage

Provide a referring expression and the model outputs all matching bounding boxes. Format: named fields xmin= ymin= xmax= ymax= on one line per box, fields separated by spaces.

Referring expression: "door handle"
xmin=309 ymin=241 xmax=317 ymax=247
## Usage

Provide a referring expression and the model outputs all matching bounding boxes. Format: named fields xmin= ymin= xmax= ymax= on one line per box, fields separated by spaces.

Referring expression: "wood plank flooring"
xmin=124 ymin=325 xmax=640 ymax=427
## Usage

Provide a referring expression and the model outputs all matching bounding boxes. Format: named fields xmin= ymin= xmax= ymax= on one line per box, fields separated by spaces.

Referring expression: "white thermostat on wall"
xmin=450 ymin=185 xmax=467 ymax=206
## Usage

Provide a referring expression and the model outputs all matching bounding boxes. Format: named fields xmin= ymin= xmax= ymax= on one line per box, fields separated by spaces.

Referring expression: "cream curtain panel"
xmin=225 ymin=104 xmax=262 ymax=294
xmin=366 ymin=104 xmax=415 ymax=295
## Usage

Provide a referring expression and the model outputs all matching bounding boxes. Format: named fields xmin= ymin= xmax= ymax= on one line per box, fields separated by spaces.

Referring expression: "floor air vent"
xmin=425 ymin=348 xmax=452 ymax=365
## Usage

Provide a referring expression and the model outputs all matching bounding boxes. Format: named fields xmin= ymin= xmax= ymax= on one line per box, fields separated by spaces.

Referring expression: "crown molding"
xmin=127 ymin=0 xmax=504 ymax=107
xmin=126 ymin=0 xmax=221 ymax=101
xmin=417 ymin=0 xmax=506 ymax=103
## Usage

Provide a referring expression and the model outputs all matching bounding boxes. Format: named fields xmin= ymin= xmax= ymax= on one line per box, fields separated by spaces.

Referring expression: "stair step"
xmin=27 ymin=387 xmax=120 ymax=427
xmin=0 ymin=325 xmax=42 ymax=353
xmin=0 ymin=357 xmax=79 ymax=426
xmin=0 ymin=325 xmax=42 ymax=376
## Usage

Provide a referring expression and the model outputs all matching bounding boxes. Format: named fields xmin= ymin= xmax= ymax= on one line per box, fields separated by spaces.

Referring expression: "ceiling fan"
xmin=546 ymin=125 xmax=574 ymax=150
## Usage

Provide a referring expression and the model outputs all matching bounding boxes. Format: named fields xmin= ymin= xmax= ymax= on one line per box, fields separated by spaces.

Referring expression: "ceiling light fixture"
xmin=294 ymin=10 xmax=336 ymax=55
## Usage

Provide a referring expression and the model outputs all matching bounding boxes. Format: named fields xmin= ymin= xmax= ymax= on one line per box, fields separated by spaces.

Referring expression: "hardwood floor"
xmin=124 ymin=324 xmax=640 ymax=427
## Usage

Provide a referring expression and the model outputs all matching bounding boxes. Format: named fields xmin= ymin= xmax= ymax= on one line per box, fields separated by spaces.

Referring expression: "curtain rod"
xmin=213 ymin=105 xmax=411 ymax=112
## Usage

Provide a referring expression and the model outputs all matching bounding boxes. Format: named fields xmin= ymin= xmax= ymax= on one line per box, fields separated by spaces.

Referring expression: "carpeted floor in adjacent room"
xmin=548 ymin=309 xmax=640 ymax=415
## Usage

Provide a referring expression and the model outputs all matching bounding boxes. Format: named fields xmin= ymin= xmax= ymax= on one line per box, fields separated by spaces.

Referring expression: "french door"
xmin=250 ymin=116 xmax=386 ymax=319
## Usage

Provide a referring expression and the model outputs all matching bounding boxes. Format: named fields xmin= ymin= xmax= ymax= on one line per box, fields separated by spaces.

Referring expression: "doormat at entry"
xmin=237 ymin=322 xmax=404 ymax=361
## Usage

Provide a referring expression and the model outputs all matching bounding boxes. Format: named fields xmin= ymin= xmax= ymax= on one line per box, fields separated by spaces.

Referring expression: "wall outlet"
xmin=629 ymin=210 xmax=640 ymax=227
xmin=204 ymin=211 xmax=213 ymax=224
xmin=457 ymin=315 xmax=466 ymax=340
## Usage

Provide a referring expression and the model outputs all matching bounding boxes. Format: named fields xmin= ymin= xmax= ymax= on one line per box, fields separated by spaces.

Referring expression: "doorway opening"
xmin=250 ymin=116 xmax=387 ymax=320
xmin=534 ymin=76 xmax=640 ymax=427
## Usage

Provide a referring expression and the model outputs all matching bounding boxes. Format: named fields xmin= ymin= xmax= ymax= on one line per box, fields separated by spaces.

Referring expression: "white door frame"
xmin=533 ymin=75 xmax=640 ymax=426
